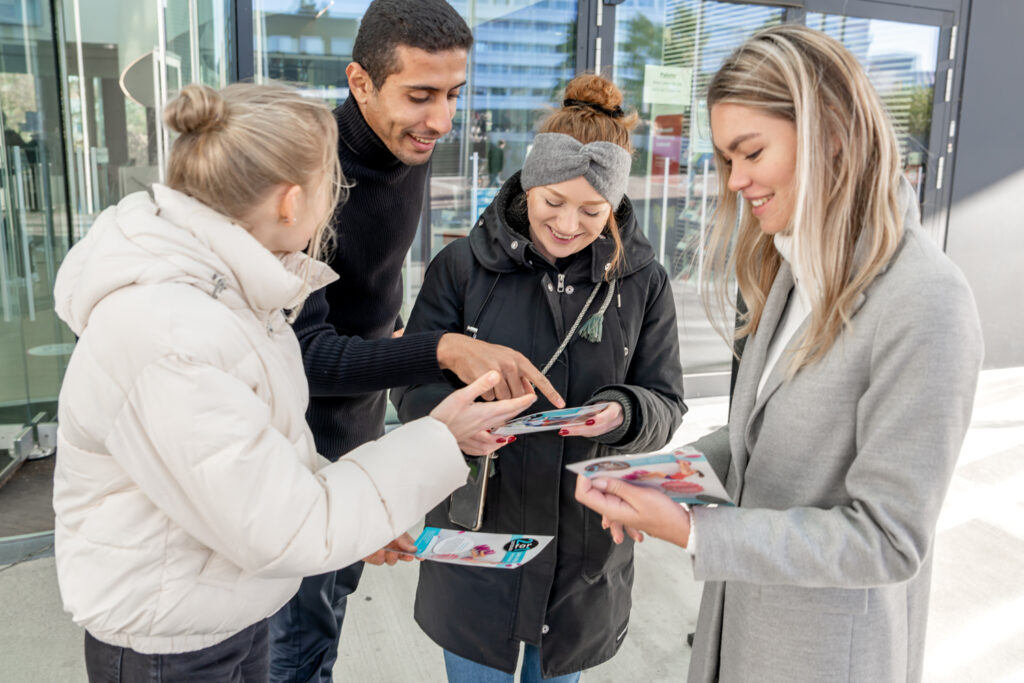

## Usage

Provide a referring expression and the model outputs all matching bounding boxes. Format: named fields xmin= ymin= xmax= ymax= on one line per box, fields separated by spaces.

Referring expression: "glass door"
xmin=801 ymin=0 xmax=954 ymax=244
xmin=1 ymin=0 xmax=239 ymax=531
xmin=164 ymin=0 xmax=234 ymax=89
xmin=609 ymin=0 xmax=954 ymax=395
xmin=432 ymin=0 xmax=579 ymax=254
xmin=0 ymin=0 xmax=73 ymax=502
xmin=612 ymin=0 xmax=788 ymax=394
xmin=58 ymin=0 xmax=234 ymax=232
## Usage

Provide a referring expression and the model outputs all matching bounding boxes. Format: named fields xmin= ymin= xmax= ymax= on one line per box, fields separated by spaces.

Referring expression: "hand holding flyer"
xmin=401 ymin=527 xmax=553 ymax=569
xmin=567 ymin=447 xmax=734 ymax=506
xmin=490 ymin=402 xmax=611 ymax=436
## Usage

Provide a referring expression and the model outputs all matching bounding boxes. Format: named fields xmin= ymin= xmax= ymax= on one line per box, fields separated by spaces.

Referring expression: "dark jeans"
xmin=267 ymin=561 xmax=364 ymax=683
xmin=84 ymin=619 xmax=268 ymax=682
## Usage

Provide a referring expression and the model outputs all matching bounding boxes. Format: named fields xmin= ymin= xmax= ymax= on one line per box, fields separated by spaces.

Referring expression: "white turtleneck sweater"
xmin=757 ymin=233 xmax=813 ymax=397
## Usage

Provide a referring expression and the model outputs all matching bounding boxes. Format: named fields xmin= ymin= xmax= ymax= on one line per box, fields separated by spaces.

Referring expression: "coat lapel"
xmin=745 ymin=306 xmax=811 ymax=451
xmin=728 ymin=263 xmax=794 ymax=494
xmin=725 ymin=221 xmax=905 ymax=498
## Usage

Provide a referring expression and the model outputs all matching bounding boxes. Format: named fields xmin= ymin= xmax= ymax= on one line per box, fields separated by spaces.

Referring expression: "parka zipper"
xmin=557 ymin=273 xmax=565 ymax=293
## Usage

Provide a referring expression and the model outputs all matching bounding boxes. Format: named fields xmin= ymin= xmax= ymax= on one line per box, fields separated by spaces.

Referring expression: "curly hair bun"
xmin=563 ymin=74 xmax=623 ymax=111
xmin=163 ymin=84 xmax=228 ymax=135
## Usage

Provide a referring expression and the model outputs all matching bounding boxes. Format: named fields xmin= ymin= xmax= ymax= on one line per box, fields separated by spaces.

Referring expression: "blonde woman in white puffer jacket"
xmin=52 ymin=83 xmax=534 ymax=682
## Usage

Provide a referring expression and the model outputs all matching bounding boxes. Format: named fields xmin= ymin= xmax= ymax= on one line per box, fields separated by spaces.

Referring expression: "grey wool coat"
xmin=686 ymin=189 xmax=983 ymax=683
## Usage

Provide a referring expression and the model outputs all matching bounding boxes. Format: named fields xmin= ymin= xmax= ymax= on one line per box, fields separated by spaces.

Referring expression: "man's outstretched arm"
xmin=293 ymin=287 xmax=446 ymax=398
xmin=294 ymin=288 xmax=563 ymax=406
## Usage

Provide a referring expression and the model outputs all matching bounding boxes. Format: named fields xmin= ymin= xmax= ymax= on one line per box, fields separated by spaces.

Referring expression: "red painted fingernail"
xmin=508 ymin=436 xmax=517 ymax=443
xmin=585 ymin=419 xmax=596 ymax=426
xmin=559 ymin=429 xmax=569 ymax=436
xmin=496 ymin=437 xmax=507 ymax=443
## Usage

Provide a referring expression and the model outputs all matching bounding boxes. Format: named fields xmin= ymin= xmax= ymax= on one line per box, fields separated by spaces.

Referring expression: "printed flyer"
xmin=490 ymin=402 xmax=611 ymax=436
xmin=567 ymin=447 xmax=734 ymax=506
xmin=406 ymin=527 xmax=553 ymax=569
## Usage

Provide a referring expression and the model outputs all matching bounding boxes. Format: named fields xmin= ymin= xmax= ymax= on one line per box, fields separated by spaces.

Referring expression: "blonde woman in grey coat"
xmin=575 ymin=25 xmax=983 ymax=683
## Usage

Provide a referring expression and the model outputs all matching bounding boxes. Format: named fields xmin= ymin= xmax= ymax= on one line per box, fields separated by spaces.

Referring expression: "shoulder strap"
xmin=464 ymin=273 xmax=501 ymax=339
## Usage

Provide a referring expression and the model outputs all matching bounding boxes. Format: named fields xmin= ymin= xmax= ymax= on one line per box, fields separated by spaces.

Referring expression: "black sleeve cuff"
xmin=586 ymin=388 xmax=638 ymax=447
xmin=304 ymin=329 xmax=446 ymax=397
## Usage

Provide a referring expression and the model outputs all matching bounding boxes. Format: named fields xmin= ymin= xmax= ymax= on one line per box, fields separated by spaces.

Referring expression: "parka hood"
xmin=469 ymin=172 xmax=657 ymax=282
xmin=54 ymin=185 xmax=337 ymax=335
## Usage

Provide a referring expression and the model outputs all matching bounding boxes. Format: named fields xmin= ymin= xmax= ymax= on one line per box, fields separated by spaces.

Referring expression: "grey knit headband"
xmin=521 ymin=133 xmax=631 ymax=209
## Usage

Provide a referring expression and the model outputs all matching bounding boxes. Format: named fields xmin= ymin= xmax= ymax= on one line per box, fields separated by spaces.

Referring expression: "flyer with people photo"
xmin=567 ymin=447 xmax=734 ymax=506
xmin=489 ymin=402 xmax=611 ymax=436
xmin=406 ymin=527 xmax=553 ymax=569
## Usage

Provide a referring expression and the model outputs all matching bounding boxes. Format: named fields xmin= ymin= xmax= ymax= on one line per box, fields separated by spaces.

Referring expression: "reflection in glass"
xmin=808 ymin=13 xmax=939 ymax=203
xmin=0 ymin=0 xmax=74 ymax=511
xmin=59 ymin=0 xmax=233 ymax=228
xmin=0 ymin=0 xmax=74 ymax=420
xmin=438 ymin=0 xmax=578 ymax=257
xmin=254 ymin=0 xmax=360 ymax=103
xmin=614 ymin=0 xmax=784 ymax=378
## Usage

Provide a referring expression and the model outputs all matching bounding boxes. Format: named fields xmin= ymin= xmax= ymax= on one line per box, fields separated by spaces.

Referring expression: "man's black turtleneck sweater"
xmin=293 ymin=95 xmax=446 ymax=459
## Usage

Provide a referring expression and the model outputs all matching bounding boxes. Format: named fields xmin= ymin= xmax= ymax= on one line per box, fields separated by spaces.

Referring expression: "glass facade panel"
xmin=165 ymin=1 xmax=234 ymax=90
xmin=0 ymin=0 xmax=73 ymax=498
xmin=253 ymin=0 xmax=577 ymax=319
xmin=0 ymin=0 xmax=233 ymax=538
xmin=443 ymin=0 xmax=577 ymax=245
xmin=254 ymin=0 xmax=356 ymax=98
xmin=613 ymin=0 xmax=784 ymax=382
xmin=58 ymin=0 xmax=233 ymax=231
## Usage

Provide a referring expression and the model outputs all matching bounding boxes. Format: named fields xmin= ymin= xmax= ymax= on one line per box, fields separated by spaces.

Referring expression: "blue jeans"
xmin=443 ymin=646 xmax=582 ymax=683
xmin=268 ymin=561 xmax=364 ymax=683
xmin=84 ymin=619 xmax=268 ymax=682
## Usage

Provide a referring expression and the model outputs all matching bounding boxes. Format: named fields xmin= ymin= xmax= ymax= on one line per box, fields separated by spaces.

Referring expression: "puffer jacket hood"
xmin=469 ymin=171 xmax=656 ymax=282
xmin=55 ymin=184 xmax=336 ymax=336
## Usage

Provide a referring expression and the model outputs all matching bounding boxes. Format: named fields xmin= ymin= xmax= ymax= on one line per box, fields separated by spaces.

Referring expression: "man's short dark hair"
xmin=353 ymin=0 xmax=473 ymax=88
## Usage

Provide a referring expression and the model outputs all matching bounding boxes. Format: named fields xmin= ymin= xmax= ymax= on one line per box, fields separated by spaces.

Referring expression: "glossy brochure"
xmin=567 ymin=447 xmax=734 ymax=506
xmin=490 ymin=402 xmax=611 ymax=436
xmin=406 ymin=527 xmax=553 ymax=569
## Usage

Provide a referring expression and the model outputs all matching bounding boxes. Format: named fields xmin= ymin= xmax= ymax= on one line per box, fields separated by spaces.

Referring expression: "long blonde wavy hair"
xmin=163 ymin=82 xmax=344 ymax=266
xmin=702 ymin=24 xmax=904 ymax=374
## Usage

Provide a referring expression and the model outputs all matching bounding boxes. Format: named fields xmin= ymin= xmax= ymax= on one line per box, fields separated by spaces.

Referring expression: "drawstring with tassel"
xmin=577 ymin=280 xmax=616 ymax=343
xmin=540 ymin=279 xmax=617 ymax=374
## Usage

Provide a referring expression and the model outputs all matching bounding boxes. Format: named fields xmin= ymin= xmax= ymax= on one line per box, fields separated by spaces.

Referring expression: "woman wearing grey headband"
xmin=392 ymin=74 xmax=686 ymax=682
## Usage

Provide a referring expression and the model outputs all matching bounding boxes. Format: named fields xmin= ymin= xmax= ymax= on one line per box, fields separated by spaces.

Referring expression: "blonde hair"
xmin=703 ymin=24 xmax=903 ymax=373
xmin=163 ymin=82 xmax=344 ymax=265
xmin=537 ymin=74 xmax=638 ymax=277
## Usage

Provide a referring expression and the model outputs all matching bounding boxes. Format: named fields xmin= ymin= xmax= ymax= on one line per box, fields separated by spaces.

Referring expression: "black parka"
xmin=392 ymin=173 xmax=686 ymax=677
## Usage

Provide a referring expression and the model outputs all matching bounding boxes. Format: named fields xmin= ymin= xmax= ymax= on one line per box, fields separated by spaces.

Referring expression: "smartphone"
xmin=448 ymin=455 xmax=492 ymax=531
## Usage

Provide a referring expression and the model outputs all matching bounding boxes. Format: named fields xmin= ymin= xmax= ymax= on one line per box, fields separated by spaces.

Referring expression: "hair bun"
xmin=163 ymin=84 xmax=228 ymax=135
xmin=562 ymin=74 xmax=623 ymax=113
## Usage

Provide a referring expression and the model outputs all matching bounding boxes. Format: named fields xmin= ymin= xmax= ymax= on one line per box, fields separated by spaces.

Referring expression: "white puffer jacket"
xmin=52 ymin=185 xmax=468 ymax=654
